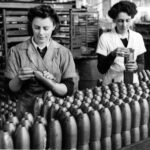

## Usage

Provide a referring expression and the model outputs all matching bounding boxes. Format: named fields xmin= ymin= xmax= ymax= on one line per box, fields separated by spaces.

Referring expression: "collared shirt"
xmin=5 ymin=38 xmax=77 ymax=113
xmin=31 ymin=37 xmax=50 ymax=51
xmin=37 ymin=47 xmax=47 ymax=58
xmin=32 ymin=37 xmax=51 ymax=58
xmin=96 ymin=28 xmax=146 ymax=85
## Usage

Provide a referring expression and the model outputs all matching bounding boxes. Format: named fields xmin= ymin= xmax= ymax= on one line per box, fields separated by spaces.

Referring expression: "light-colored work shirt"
xmin=5 ymin=38 xmax=77 ymax=113
xmin=96 ymin=28 xmax=146 ymax=85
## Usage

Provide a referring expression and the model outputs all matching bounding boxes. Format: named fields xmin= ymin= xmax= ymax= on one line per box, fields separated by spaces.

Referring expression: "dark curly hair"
xmin=108 ymin=1 xmax=137 ymax=20
xmin=27 ymin=4 xmax=60 ymax=36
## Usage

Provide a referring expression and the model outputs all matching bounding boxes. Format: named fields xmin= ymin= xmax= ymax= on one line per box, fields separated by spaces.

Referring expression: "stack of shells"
xmin=0 ymin=99 xmax=16 ymax=117
xmin=0 ymin=69 xmax=150 ymax=149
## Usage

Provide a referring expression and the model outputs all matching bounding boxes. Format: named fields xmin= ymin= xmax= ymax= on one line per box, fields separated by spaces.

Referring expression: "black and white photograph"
xmin=0 ymin=0 xmax=150 ymax=149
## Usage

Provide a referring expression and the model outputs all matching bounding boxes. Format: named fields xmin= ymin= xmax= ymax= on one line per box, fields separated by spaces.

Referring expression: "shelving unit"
xmin=54 ymin=9 xmax=99 ymax=57
xmin=53 ymin=9 xmax=70 ymax=48
xmin=70 ymin=9 xmax=99 ymax=57
xmin=0 ymin=2 xmax=99 ymax=55
xmin=0 ymin=8 xmax=7 ymax=101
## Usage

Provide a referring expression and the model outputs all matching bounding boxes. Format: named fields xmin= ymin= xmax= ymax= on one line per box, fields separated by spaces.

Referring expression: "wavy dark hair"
xmin=108 ymin=1 xmax=137 ymax=20
xmin=27 ymin=4 xmax=60 ymax=36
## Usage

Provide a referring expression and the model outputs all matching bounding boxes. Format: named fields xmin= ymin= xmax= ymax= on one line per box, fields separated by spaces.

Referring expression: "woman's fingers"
xmin=18 ymin=67 xmax=34 ymax=80
xmin=43 ymin=71 xmax=55 ymax=80
xmin=19 ymin=67 xmax=34 ymax=75
xmin=114 ymin=47 xmax=129 ymax=57
xmin=125 ymin=62 xmax=138 ymax=71
xmin=19 ymin=74 xmax=34 ymax=80
xmin=34 ymin=71 xmax=43 ymax=77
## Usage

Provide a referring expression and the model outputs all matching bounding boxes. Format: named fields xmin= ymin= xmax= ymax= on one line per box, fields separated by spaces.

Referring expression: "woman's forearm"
xmin=46 ymin=79 xmax=68 ymax=96
xmin=41 ymin=78 xmax=68 ymax=96
xmin=97 ymin=53 xmax=116 ymax=74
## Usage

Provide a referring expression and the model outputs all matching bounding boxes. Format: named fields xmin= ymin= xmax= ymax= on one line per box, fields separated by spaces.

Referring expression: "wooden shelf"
xmin=0 ymin=2 xmax=74 ymax=10
xmin=0 ymin=2 xmax=41 ymax=9
xmin=135 ymin=21 xmax=150 ymax=25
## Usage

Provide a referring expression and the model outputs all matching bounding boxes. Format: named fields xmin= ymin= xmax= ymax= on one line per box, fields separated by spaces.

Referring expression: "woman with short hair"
xmin=96 ymin=1 xmax=146 ymax=85
xmin=5 ymin=5 xmax=77 ymax=118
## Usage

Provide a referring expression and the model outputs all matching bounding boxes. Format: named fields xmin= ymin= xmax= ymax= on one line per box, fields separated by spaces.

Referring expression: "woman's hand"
xmin=43 ymin=71 xmax=56 ymax=80
xmin=34 ymin=70 xmax=54 ymax=86
xmin=9 ymin=67 xmax=34 ymax=92
xmin=34 ymin=70 xmax=55 ymax=81
xmin=18 ymin=67 xmax=34 ymax=81
xmin=33 ymin=70 xmax=43 ymax=80
xmin=34 ymin=70 xmax=67 ymax=96
xmin=125 ymin=61 xmax=138 ymax=72
xmin=111 ymin=47 xmax=129 ymax=57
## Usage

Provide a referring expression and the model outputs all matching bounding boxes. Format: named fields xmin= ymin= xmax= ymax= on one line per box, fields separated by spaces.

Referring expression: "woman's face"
xmin=32 ymin=17 xmax=55 ymax=45
xmin=114 ymin=12 xmax=132 ymax=34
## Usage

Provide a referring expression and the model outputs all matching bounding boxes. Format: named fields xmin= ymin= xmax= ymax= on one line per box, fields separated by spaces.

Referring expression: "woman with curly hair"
xmin=4 ymin=5 xmax=77 ymax=118
xmin=96 ymin=1 xmax=146 ymax=85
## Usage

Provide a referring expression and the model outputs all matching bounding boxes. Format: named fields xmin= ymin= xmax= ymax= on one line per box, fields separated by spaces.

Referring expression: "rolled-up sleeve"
xmin=4 ymin=48 xmax=20 ymax=79
xmin=61 ymin=49 xmax=77 ymax=79
xmin=96 ymin=33 xmax=109 ymax=56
